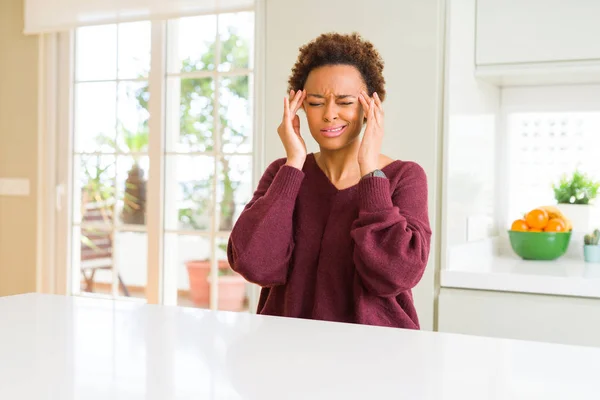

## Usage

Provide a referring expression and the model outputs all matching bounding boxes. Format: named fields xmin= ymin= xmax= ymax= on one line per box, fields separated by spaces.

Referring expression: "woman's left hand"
xmin=357 ymin=91 xmax=384 ymax=177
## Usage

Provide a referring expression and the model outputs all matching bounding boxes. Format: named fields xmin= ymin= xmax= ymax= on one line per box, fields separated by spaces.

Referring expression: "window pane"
xmin=117 ymin=155 xmax=149 ymax=227
xmin=164 ymin=235 xmax=247 ymax=311
xmin=74 ymin=155 xmax=116 ymax=225
xmin=218 ymin=12 xmax=254 ymax=72
xmin=166 ymin=77 xmax=215 ymax=153
xmin=76 ymin=25 xmax=117 ymax=81
xmin=164 ymin=155 xmax=214 ymax=231
xmin=215 ymin=236 xmax=248 ymax=312
xmin=219 ymin=75 xmax=252 ymax=153
xmin=117 ymin=81 xmax=149 ymax=153
xmin=74 ymin=82 xmax=117 ymax=153
xmin=77 ymin=225 xmax=113 ymax=295
xmin=164 ymin=234 xmax=211 ymax=308
xmin=507 ymin=112 xmax=600 ymax=226
xmin=217 ymin=155 xmax=253 ymax=232
xmin=167 ymin=15 xmax=217 ymax=73
xmin=114 ymin=231 xmax=148 ymax=299
xmin=118 ymin=21 xmax=151 ymax=79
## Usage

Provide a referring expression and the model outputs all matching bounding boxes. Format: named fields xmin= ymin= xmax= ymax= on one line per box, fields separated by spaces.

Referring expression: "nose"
xmin=323 ymin=101 xmax=338 ymax=122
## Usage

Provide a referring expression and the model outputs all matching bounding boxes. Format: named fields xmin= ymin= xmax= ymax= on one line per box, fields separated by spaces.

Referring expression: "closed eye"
xmin=308 ymin=103 xmax=323 ymax=107
xmin=339 ymin=102 xmax=353 ymax=106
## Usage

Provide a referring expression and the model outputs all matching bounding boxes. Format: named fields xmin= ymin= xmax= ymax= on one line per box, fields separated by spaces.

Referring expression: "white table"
xmin=1 ymin=293 xmax=599 ymax=399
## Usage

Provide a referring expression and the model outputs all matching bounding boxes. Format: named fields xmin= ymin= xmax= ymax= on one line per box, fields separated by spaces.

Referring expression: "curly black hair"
xmin=287 ymin=32 xmax=386 ymax=101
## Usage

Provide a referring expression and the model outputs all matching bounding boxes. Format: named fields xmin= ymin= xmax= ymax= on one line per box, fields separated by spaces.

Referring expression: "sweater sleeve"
xmin=227 ymin=159 xmax=305 ymax=287
xmin=350 ymin=162 xmax=432 ymax=297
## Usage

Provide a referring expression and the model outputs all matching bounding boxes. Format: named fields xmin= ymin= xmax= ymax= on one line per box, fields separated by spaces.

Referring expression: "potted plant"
xmin=206 ymin=264 xmax=247 ymax=311
xmin=185 ymin=244 xmax=247 ymax=311
xmin=583 ymin=229 xmax=600 ymax=263
xmin=552 ymin=170 xmax=600 ymax=233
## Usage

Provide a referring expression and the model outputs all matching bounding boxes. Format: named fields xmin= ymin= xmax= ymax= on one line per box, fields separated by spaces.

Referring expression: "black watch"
xmin=361 ymin=169 xmax=387 ymax=180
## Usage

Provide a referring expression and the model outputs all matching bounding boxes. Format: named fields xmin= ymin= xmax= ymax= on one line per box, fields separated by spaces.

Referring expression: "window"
xmin=68 ymin=9 xmax=257 ymax=312
xmin=73 ymin=21 xmax=152 ymax=300
xmin=506 ymin=111 xmax=600 ymax=227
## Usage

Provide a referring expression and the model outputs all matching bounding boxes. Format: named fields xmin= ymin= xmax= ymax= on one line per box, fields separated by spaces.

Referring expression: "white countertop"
xmin=442 ymin=255 xmax=600 ymax=298
xmin=1 ymin=293 xmax=600 ymax=399
xmin=442 ymin=238 xmax=600 ymax=298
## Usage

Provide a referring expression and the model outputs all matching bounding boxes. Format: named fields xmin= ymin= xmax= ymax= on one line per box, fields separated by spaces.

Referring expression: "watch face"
xmin=373 ymin=169 xmax=387 ymax=178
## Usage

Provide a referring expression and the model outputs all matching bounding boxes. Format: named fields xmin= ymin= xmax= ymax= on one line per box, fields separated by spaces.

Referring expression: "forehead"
xmin=304 ymin=65 xmax=366 ymax=94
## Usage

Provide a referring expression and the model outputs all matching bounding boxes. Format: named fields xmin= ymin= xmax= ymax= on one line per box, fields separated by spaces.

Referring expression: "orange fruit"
xmin=511 ymin=219 xmax=529 ymax=231
xmin=544 ymin=218 xmax=566 ymax=232
xmin=529 ymin=228 xmax=543 ymax=232
xmin=525 ymin=208 xmax=549 ymax=230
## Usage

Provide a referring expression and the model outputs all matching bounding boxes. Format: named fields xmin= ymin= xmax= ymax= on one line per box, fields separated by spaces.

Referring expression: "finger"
xmin=373 ymin=92 xmax=383 ymax=109
xmin=358 ymin=93 xmax=370 ymax=116
xmin=292 ymin=115 xmax=301 ymax=135
xmin=283 ymin=96 xmax=290 ymax=120
xmin=371 ymin=94 xmax=380 ymax=125
xmin=292 ymin=90 xmax=306 ymax=114
xmin=373 ymin=92 xmax=384 ymax=125
xmin=289 ymin=89 xmax=303 ymax=113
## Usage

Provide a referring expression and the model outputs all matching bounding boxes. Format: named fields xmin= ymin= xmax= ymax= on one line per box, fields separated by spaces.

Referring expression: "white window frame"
xmin=38 ymin=2 xmax=266 ymax=311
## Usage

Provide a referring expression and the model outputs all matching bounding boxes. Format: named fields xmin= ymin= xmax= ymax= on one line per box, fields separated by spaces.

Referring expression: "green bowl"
xmin=507 ymin=230 xmax=572 ymax=260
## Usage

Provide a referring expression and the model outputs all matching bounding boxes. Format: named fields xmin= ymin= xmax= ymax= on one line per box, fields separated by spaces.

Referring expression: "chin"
xmin=312 ymin=134 xmax=360 ymax=152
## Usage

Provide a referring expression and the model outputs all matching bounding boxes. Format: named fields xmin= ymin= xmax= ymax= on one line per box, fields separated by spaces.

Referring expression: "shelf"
xmin=475 ymin=59 xmax=600 ymax=87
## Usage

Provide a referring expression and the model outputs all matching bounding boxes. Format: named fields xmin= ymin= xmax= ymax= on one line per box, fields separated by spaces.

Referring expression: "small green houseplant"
xmin=583 ymin=229 xmax=600 ymax=263
xmin=553 ymin=170 xmax=600 ymax=233
xmin=553 ymin=170 xmax=599 ymax=205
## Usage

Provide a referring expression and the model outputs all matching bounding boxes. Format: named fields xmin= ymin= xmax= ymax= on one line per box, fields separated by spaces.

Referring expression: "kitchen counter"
xmin=1 ymin=293 xmax=599 ymax=399
xmin=442 ymin=238 xmax=600 ymax=298
xmin=442 ymin=254 xmax=600 ymax=298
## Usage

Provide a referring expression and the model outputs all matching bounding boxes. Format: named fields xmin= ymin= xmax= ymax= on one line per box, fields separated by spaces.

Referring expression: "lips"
xmin=320 ymin=125 xmax=347 ymax=138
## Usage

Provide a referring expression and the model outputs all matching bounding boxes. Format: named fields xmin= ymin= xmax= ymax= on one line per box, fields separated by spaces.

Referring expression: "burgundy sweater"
xmin=227 ymin=153 xmax=432 ymax=329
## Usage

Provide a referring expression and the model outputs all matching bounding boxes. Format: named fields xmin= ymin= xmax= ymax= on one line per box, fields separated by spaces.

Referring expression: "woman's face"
xmin=302 ymin=64 xmax=367 ymax=151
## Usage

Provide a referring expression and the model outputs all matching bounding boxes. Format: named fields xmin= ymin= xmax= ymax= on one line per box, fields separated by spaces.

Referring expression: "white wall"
xmin=0 ymin=0 xmax=39 ymax=297
xmin=442 ymin=0 xmax=500 ymax=250
xmin=264 ymin=0 xmax=445 ymax=330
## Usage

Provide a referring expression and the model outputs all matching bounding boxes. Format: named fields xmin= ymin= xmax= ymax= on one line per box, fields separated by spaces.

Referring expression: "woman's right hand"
xmin=278 ymin=89 xmax=307 ymax=170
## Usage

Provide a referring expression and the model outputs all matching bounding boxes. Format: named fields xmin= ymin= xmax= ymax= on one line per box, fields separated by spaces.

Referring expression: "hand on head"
xmin=278 ymin=89 xmax=307 ymax=170
xmin=357 ymin=91 xmax=385 ymax=176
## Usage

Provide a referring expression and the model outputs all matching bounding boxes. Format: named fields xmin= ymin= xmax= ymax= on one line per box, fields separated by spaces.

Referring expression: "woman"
xmin=227 ymin=32 xmax=432 ymax=329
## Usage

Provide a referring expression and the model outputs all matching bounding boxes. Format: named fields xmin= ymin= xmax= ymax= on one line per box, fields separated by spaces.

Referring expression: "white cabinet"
xmin=438 ymin=288 xmax=600 ymax=348
xmin=476 ymin=0 xmax=600 ymax=66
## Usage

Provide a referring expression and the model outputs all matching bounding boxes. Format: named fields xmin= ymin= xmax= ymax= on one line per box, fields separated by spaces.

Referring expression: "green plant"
xmin=552 ymin=170 xmax=600 ymax=205
xmin=584 ymin=229 xmax=600 ymax=245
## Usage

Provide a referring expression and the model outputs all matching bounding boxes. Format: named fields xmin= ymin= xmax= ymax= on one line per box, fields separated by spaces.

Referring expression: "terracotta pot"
xmin=185 ymin=259 xmax=230 ymax=306
xmin=209 ymin=273 xmax=247 ymax=311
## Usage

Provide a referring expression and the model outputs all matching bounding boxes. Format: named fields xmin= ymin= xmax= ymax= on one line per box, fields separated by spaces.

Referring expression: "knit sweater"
xmin=227 ymin=153 xmax=432 ymax=329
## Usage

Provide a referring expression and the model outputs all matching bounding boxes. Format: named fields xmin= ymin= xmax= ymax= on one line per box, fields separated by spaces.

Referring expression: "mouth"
xmin=320 ymin=125 xmax=347 ymax=138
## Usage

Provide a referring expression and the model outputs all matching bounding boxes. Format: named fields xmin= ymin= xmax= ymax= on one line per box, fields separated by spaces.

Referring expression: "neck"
xmin=315 ymin=140 xmax=362 ymax=183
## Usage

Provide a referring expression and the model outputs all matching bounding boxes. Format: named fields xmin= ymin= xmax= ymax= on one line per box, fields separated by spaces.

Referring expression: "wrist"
xmin=285 ymin=157 xmax=305 ymax=170
xmin=360 ymin=164 xmax=378 ymax=177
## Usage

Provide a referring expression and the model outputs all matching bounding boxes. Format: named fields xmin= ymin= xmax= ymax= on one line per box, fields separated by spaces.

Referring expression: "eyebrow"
xmin=306 ymin=94 xmax=356 ymax=99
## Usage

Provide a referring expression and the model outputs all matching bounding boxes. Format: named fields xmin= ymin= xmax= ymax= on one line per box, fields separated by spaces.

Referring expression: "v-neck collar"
xmin=308 ymin=153 xmax=362 ymax=193
xmin=307 ymin=153 xmax=400 ymax=194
